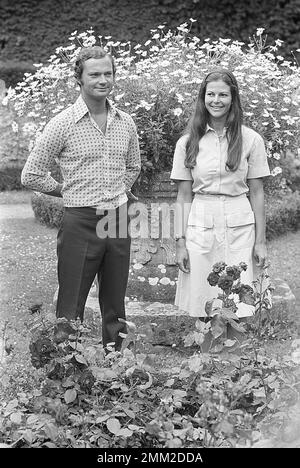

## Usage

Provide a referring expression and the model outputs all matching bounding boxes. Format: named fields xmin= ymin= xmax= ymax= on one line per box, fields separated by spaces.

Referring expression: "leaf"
xmin=138 ymin=372 xmax=153 ymax=390
xmin=106 ymin=418 xmax=121 ymax=435
xmin=211 ymin=315 xmax=226 ymax=339
xmin=42 ymin=442 xmax=57 ymax=448
xmin=43 ymin=422 xmax=59 ymax=441
xmin=118 ymin=428 xmax=133 ymax=438
xmin=220 ymin=308 xmax=239 ymax=321
xmin=74 ymin=354 xmax=88 ymax=365
xmin=223 ymin=339 xmax=237 ymax=347
xmin=96 ymin=414 xmax=111 ymax=424
xmin=10 ymin=412 xmax=23 ymax=424
xmin=64 ymin=388 xmax=77 ymax=404
xmin=21 ymin=429 xmax=34 ymax=445
xmin=123 ymin=408 xmax=136 ymax=419
xmin=228 ymin=319 xmax=246 ymax=333
xmin=90 ymin=366 xmax=118 ymax=381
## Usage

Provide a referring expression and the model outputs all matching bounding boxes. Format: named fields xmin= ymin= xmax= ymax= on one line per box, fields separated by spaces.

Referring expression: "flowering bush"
xmin=3 ymin=21 xmax=300 ymax=190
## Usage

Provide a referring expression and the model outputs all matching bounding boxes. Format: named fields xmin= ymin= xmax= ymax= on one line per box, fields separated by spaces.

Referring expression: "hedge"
xmin=31 ymin=189 xmax=300 ymax=241
xmin=0 ymin=61 xmax=36 ymax=89
xmin=0 ymin=167 xmax=23 ymax=191
xmin=0 ymin=0 xmax=299 ymax=87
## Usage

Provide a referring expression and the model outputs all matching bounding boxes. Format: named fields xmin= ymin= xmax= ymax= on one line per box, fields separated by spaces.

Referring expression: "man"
xmin=21 ymin=46 xmax=141 ymax=351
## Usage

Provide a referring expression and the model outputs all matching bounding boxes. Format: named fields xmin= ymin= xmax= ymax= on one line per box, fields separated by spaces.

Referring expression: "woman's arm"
xmin=174 ymin=180 xmax=193 ymax=273
xmin=248 ymin=178 xmax=267 ymax=267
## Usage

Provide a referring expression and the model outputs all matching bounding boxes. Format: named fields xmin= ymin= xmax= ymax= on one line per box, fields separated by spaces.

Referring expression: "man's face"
xmin=79 ymin=57 xmax=114 ymax=101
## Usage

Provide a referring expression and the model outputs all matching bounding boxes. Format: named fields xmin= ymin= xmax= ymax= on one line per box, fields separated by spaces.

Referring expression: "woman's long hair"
xmin=185 ymin=69 xmax=243 ymax=171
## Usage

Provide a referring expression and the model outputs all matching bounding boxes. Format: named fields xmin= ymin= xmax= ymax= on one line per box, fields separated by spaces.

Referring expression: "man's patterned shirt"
xmin=21 ymin=95 xmax=141 ymax=209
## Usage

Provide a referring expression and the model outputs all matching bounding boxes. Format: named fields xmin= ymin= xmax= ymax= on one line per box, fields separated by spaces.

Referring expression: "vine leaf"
xmin=64 ymin=388 xmax=77 ymax=404
xmin=106 ymin=418 xmax=121 ymax=435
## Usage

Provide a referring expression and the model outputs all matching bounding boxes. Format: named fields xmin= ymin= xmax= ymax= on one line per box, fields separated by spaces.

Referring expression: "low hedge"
xmin=0 ymin=61 xmax=36 ymax=88
xmin=31 ymin=190 xmax=300 ymax=240
xmin=266 ymin=191 xmax=300 ymax=240
xmin=0 ymin=167 xmax=23 ymax=191
xmin=31 ymin=193 xmax=64 ymax=229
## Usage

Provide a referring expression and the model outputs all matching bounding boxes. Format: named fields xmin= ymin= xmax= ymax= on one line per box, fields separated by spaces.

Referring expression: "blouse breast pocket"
xmin=226 ymin=211 xmax=255 ymax=251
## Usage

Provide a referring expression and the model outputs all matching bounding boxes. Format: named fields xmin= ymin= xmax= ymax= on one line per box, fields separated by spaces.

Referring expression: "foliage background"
xmin=0 ymin=0 xmax=299 ymax=87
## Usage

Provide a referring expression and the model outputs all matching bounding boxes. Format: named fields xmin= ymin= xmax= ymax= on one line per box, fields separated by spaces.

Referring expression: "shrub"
xmin=31 ymin=193 xmax=64 ymax=229
xmin=0 ymin=166 xmax=23 ymax=191
xmin=0 ymin=61 xmax=36 ymax=88
xmin=265 ymin=191 xmax=300 ymax=239
xmin=4 ymin=21 xmax=299 ymax=191
xmin=31 ymin=187 xmax=300 ymax=242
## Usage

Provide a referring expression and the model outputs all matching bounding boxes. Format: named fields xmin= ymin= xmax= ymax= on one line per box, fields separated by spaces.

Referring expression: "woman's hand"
xmin=176 ymin=242 xmax=190 ymax=273
xmin=253 ymin=241 xmax=267 ymax=268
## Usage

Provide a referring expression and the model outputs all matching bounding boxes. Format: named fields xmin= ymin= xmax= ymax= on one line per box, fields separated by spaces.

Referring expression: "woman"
xmin=171 ymin=69 xmax=270 ymax=317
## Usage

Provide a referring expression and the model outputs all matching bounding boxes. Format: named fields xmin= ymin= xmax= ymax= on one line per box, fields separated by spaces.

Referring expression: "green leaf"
xmin=106 ymin=418 xmax=121 ymax=435
xmin=64 ymin=388 xmax=77 ymax=404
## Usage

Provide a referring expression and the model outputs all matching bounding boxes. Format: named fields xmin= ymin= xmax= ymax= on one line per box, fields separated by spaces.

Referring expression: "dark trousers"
xmin=56 ymin=203 xmax=131 ymax=350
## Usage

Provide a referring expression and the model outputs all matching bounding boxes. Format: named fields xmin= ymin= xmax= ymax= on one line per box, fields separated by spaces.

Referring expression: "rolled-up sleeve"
xmin=170 ymin=135 xmax=193 ymax=181
xmin=21 ymin=117 xmax=64 ymax=192
xmin=124 ymin=117 xmax=141 ymax=190
xmin=247 ymin=133 xmax=270 ymax=179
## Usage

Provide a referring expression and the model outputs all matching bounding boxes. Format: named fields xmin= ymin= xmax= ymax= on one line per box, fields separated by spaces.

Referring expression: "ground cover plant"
xmin=0 ymin=261 xmax=299 ymax=448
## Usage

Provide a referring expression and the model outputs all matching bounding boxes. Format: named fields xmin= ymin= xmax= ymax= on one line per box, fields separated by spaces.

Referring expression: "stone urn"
xmin=127 ymin=170 xmax=178 ymax=302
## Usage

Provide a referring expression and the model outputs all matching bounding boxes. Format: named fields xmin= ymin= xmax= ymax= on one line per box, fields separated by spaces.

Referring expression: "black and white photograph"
xmin=0 ymin=0 xmax=299 ymax=455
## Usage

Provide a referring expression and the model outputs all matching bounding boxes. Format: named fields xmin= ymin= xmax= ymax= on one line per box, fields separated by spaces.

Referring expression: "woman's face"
xmin=204 ymin=80 xmax=232 ymax=122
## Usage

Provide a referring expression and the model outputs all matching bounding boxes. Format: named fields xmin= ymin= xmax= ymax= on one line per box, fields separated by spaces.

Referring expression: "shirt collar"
xmin=206 ymin=124 xmax=228 ymax=137
xmin=73 ymin=94 xmax=120 ymax=123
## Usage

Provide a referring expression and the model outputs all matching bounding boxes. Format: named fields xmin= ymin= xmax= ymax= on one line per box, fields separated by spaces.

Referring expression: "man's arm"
xmin=124 ymin=119 xmax=141 ymax=192
xmin=21 ymin=117 xmax=65 ymax=196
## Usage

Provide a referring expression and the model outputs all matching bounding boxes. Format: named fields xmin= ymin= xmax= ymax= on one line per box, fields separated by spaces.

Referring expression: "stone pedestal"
xmin=80 ymin=277 xmax=297 ymax=347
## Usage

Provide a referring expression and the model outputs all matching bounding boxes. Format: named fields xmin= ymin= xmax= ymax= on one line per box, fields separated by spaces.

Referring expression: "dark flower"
xmin=226 ymin=265 xmax=241 ymax=281
xmin=78 ymin=370 xmax=96 ymax=393
xmin=239 ymin=284 xmax=255 ymax=305
xmin=218 ymin=274 xmax=234 ymax=292
xmin=212 ymin=261 xmax=227 ymax=273
xmin=239 ymin=262 xmax=248 ymax=271
xmin=29 ymin=336 xmax=57 ymax=369
xmin=207 ymin=272 xmax=220 ymax=286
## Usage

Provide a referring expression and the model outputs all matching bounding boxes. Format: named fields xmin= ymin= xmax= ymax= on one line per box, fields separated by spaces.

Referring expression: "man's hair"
xmin=74 ymin=46 xmax=116 ymax=82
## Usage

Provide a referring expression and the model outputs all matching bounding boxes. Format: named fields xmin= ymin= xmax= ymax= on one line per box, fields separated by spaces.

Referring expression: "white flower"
xmin=271 ymin=167 xmax=282 ymax=176
xmin=272 ymin=152 xmax=281 ymax=160
xmin=133 ymin=263 xmax=143 ymax=270
xmin=149 ymin=277 xmax=159 ymax=286
xmin=256 ymin=28 xmax=265 ymax=36
xmin=173 ymin=107 xmax=183 ymax=117
xmin=160 ymin=277 xmax=170 ymax=285
xmin=11 ymin=121 xmax=19 ymax=133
